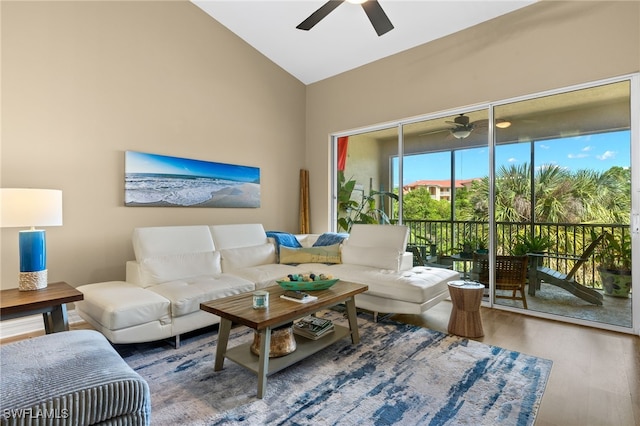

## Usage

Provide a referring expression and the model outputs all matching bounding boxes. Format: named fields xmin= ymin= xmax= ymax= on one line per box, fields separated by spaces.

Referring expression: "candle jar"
xmin=252 ymin=290 xmax=269 ymax=309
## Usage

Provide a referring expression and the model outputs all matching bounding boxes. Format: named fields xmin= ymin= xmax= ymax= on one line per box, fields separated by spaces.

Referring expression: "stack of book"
xmin=293 ymin=316 xmax=334 ymax=340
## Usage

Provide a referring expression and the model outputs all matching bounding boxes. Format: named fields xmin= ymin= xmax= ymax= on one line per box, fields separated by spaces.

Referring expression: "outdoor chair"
xmin=527 ymin=233 xmax=605 ymax=305
xmin=408 ymin=245 xmax=453 ymax=270
xmin=474 ymin=254 xmax=529 ymax=309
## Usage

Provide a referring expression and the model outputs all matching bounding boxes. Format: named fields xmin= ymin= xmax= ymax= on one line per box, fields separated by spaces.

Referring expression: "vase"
xmin=250 ymin=323 xmax=297 ymax=357
xmin=598 ymin=267 xmax=632 ymax=298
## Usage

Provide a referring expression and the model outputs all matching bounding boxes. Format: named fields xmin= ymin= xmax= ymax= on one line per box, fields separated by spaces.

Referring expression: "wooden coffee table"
xmin=200 ymin=281 xmax=368 ymax=398
xmin=0 ymin=281 xmax=83 ymax=334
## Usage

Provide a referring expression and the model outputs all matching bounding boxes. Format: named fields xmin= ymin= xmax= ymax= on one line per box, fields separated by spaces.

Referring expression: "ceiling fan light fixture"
xmin=452 ymin=129 xmax=472 ymax=139
xmin=496 ymin=119 xmax=512 ymax=129
xmin=347 ymin=0 xmax=367 ymax=4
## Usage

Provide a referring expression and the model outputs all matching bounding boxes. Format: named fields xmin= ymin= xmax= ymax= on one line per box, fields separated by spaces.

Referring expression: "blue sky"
xmin=125 ymin=151 xmax=260 ymax=182
xmin=398 ymin=130 xmax=631 ymax=185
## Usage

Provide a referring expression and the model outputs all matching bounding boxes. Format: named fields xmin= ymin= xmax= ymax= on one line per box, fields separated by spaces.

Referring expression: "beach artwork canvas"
xmin=125 ymin=151 xmax=260 ymax=208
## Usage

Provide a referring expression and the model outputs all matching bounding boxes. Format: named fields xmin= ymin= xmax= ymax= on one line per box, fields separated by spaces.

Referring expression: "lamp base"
xmin=19 ymin=270 xmax=48 ymax=291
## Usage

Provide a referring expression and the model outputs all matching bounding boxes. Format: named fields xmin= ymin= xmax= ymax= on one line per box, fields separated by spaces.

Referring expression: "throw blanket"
xmin=313 ymin=232 xmax=349 ymax=246
xmin=266 ymin=231 xmax=302 ymax=250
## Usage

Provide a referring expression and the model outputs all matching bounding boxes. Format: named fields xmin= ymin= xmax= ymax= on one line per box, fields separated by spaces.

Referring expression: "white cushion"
xmin=148 ymin=274 xmax=255 ymax=317
xmin=220 ymin=243 xmax=276 ymax=271
xmin=227 ymin=264 xmax=302 ymax=289
xmin=76 ymin=281 xmax=171 ymax=330
xmin=139 ymin=251 xmax=221 ymax=287
xmin=209 ymin=224 xmax=268 ymax=250
xmin=133 ymin=226 xmax=215 ymax=259
xmin=341 ymin=245 xmax=403 ymax=271
xmin=346 ymin=224 xmax=408 ymax=252
xmin=323 ymin=265 xmax=460 ymax=304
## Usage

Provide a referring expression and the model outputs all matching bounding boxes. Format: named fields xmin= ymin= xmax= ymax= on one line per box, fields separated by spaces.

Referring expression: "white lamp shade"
xmin=0 ymin=188 xmax=63 ymax=228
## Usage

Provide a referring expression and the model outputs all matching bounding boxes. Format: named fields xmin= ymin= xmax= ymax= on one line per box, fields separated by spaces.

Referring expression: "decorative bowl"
xmin=277 ymin=278 xmax=339 ymax=291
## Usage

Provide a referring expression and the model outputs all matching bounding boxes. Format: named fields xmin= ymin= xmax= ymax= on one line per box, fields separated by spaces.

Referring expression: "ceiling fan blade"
xmin=418 ymin=129 xmax=449 ymax=136
xmin=361 ymin=0 xmax=394 ymax=36
xmin=296 ymin=0 xmax=344 ymax=31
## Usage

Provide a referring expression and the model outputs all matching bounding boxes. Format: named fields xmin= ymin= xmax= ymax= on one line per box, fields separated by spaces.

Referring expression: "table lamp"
xmin=1 ymin=188 xmax=63 ymax=291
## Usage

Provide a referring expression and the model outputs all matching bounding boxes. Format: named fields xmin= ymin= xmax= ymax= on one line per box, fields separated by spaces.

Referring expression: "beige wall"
xmin=305 ymin=1 xmax=640 ymax=232
xmin=1 ymin=1 xmax=306 ymax=288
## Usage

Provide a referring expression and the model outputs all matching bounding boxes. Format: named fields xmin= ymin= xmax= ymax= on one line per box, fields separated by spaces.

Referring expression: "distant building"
xmin=403 ymin=179 xmax=480 ymax=201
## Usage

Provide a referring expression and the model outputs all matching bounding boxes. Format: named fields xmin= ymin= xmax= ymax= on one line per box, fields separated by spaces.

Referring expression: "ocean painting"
xmin=125 ymin=151 xmax=260 ymax=208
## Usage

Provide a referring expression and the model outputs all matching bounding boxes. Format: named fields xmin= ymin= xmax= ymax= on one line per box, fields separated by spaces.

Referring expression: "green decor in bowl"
xmin=277 ymin=279 xmax=339 ymax=291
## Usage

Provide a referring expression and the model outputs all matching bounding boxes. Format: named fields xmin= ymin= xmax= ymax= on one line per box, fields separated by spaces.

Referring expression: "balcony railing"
xmin=404 ymin=219 xmax=630 ymax=289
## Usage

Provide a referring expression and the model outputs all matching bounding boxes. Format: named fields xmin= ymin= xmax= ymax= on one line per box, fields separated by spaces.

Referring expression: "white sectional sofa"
xmin=76 ymin=224 xmax=459 ymax=346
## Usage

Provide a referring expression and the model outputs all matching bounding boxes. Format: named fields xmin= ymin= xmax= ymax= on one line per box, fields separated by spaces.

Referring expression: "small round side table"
xmin=447 ymin=281 xmax=485 ymax=338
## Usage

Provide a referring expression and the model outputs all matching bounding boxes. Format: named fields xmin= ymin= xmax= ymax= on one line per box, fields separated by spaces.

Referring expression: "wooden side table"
xmin=447 ymin=281 xmax=484 ymax=338
xmin=0 ymin=281 xmax=83 ymax=334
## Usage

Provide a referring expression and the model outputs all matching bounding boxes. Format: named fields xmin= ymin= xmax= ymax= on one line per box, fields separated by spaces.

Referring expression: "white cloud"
xmin=582 ymin=146 xmax=592 ymax=152
xmin=539 ymin=144 xmax=549 ymax=149
xmin=507 ymin=157 xmax=517 ymax=163
xmin=568 ymin=153 xmax=588 ymax=159
xmin=596 ymin=151 xmax=616 ymax=160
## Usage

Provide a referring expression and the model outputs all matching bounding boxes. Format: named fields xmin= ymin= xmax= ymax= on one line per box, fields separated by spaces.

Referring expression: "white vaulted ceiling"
xmin=192 ymin=0 xmax=537 ymax=85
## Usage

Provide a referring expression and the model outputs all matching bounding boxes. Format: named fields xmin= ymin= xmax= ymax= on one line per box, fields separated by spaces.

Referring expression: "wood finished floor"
xmin=2 ymin=303 xmax=638 ymax=426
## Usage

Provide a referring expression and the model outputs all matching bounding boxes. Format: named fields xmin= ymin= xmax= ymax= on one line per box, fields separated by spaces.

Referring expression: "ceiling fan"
xmin=296 ymin=0 xmax=394 ymax=37
xmin=418 ymin=114 xmax=512 ymax=139
xmin=447 ymin=114 xmax=476 ymax=139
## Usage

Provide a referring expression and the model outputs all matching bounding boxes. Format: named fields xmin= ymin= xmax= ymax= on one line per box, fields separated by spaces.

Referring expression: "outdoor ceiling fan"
xmin=418 ymin=114 xmax=512 ymax=139
xmin=296 ymin=0 xmax=394 ymax=37
xmin=447 ymin=114 xmax=476 ymax=139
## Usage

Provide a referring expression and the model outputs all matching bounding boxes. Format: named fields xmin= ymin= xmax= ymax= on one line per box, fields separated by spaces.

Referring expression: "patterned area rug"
xmin=116 ymin=310 xmax=552 ymax=425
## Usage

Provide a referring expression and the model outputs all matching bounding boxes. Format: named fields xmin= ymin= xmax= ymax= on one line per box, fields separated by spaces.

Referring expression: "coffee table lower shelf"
xmin=226 ymin=324 xmax=350 ymax=375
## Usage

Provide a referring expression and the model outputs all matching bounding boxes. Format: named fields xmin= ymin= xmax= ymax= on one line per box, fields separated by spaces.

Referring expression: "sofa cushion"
xmin=220 ymin=243 xmax=276 ymax=271
xmin=323 ymin=264 xmax=460 ymax=304
xmin=279 ymin=244 xmax=341 ymax=265
xmin=209 ymin=223 xmax=268 ymax=249
xmin=148 ymin=274 xmax=255 ymax=317
xmin=227 ymin=264 xmax=303 ymax=289
xmin=341 ymin=245 xmax=403 ymax=270
xmin=133 ymin=225 xmax=215 ymax=259
xmin=139 ymin=251 xmax=222 ymax=287
xmin=76 ymin=281 xmax=171 ymax=330
xmin=346 ymin=224 xmax=408 ymax=252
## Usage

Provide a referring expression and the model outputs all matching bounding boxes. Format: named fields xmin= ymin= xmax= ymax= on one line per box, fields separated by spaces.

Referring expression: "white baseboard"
xmin=0 ymin=310 xmax=83 ymax=339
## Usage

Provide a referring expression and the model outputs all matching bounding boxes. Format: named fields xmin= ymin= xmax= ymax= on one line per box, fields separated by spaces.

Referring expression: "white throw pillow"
xmin=220 ymin=243 xmax=276 ymax=271
xmin=140 ymin=251 xmax=221 ymax=286
xmin=341 ymin=245 xmax=402 ymax=271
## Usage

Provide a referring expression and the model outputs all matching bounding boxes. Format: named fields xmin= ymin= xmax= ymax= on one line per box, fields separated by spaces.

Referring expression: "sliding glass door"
xmin=332 ymin=75 xmax=637 ymax=333
xmin=493 ymin=80 xmax=632 ymax=328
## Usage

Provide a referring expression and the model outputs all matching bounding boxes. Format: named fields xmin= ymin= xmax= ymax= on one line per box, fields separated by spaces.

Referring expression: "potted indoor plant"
xmin=336 ymin=171 xmax=398 ymax=233
xmin=594 ymin=231 xmax=632 ymax=297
